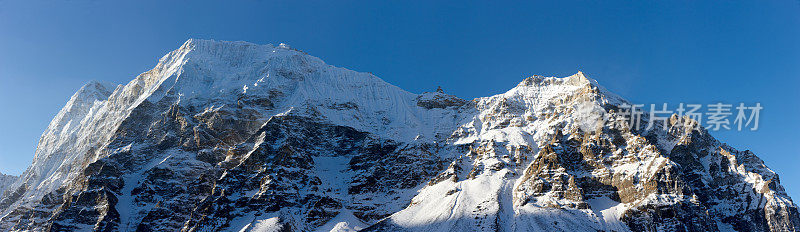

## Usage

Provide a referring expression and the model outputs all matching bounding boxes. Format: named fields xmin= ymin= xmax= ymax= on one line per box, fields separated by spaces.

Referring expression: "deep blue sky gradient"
xmin=1 ymin=0 xmax=798 ymax=201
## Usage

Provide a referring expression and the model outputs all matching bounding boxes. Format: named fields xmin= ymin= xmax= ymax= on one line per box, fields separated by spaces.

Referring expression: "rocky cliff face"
xmin=0 ymin=39 xmax=796 ymax=232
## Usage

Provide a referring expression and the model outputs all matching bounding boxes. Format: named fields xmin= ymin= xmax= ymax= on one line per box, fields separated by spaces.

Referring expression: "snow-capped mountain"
xmin=0 ymin=39 xmax=797 ymax=231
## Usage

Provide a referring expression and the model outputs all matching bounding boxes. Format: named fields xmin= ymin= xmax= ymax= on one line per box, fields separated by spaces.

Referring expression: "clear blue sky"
xmin=1 ymin=0 xmax=798 ymax=201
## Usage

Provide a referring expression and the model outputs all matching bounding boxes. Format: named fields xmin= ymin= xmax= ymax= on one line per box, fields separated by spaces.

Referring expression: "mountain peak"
xmin=78 ymin=80 xmax=116 ymax=95
xmin=182 ymin=38 xmax=262 ymax=48
xmin=567 ymin=70 xmax=591 ymax=83
xmin=178 ymin=39 xmax=297 ymax=55
xmin=516 ymin=71 xmax=594 ymax=87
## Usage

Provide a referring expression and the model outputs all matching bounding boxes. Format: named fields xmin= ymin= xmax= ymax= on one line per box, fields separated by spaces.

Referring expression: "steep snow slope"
xmin=0 ymin=39 xmax=797 ymax=232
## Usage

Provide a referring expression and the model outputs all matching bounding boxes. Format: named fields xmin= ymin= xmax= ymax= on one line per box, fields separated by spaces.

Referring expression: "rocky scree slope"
xmin=0 ymin=39 xmax=797 ymax=232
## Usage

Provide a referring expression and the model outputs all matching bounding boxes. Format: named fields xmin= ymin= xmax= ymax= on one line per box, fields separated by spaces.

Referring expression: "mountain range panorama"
xmin=0 ymin=39 xmax=797 ymax=232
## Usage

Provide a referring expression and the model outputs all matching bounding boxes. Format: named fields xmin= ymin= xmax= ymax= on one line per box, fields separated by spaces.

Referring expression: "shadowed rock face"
xmin=0 ymin=40 xmax=797 ymax=232
xmin=416 ymin=92 xmax=468 ymax=109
